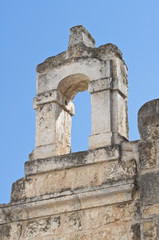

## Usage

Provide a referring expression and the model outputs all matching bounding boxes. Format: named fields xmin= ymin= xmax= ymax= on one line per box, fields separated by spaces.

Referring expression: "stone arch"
xmin=58 ymin=73 xmax=91 ymax=152
xmin=36 ymin=58 xmax=107 ymax=95
xmin=58 ymin=73 xmax=90 ymax=101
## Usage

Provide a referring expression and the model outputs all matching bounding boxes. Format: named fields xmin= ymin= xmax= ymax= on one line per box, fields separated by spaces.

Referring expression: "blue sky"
xmin=1 ymin=0 xmax=159 ymax=203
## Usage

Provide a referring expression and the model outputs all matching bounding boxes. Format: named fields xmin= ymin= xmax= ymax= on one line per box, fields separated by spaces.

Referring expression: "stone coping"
xmin=25 ymin=145 xmax=121 ymax=176
xmin=36 ymin=43 xmax=125 ymax=73
xmin=0 ymin=181 xmax=134 ymax=224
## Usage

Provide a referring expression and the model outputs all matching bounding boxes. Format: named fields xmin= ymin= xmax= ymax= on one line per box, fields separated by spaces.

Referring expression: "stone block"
xmin=142 ymin=221 xmax=158 ymax=240
xmin=26 ymin=145 xmax=121 ymax=175
xmin=0 ymin=208 xmax=7 ymax=224
xmin=138 ymin=99 xmax=159 ymax=141
xmin=12 ymin=158 xmax=136 ymax=201
xmin=29 ymin=144 xmax=58 ymax=161
xmin=89 ymin=132 xmax=112 ymax=148
xmin=59 ymin=222 xmax=134 ymax=240
xmin=131 ymin=223 xmax=141 ymax=240
xmin=140 ymin=171 xmax=159 ymax=205
xmin=112 ymin=77 xmax=128 ymax=97
xmin=88 ymin=78 xmax=112 ymax=93
xmin=33 ymin=89 xmax=75 ymax=116
xmin=69 ymin=25 xmax=95 ymax=48
xmin=90 ymin=90 xmax=111 ymax=135
xmin=121 ymin=141 xmax=139 ymax=162
xmin=139 ymin=141 xmax=156 ymax=169
xmin=0 ymin=224 xmax=11 ymax=240
xmin=142 ymin=203 xmax=159 ymax=219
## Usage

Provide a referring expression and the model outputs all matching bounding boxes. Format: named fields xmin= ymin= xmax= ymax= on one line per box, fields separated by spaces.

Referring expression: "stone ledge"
xmin=10 ymin=179 xmax=134 ymax=206
xmin=12 ymin=158 xmax=137 ymax=201
xmin=25 ymin=145 xmax=121 ymax=176
xmin=33 ymin=89 xmax=75 ymax=116
xmin=1 ymin=182 xmax=134 ymax=224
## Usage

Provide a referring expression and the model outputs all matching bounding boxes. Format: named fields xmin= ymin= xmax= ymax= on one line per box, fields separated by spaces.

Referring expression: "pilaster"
xmin=88 ymin=57 xmax=128 ymax=149
xmin=30 ymin=90 xmax=74 ymax=160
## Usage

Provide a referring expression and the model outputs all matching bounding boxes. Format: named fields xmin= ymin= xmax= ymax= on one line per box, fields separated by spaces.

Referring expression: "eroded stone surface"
xmin=0 ymin=202 xmax=137 ymax=240
xmin=138 ymin=99 xmax=159 ymax=141
xmin=26 ymin=145 xmax=120 ymax=175
xmin=0 ymin=225 xmax=11 ymax=239
xmin=31 ymin=24 xmax=129 ymax=158
xmin=69 ymin=25 xmax=95 ymax=48
xmin=1 ymin=25 xmax=159 ymax=240
xmin=12 ymin=158 xmax=136 ymax=202
xmin=139 ymin=141 xmax=156 ymax=169
xmin=140 ymin=171 xmax=159 ymax=205
xmin=142 ymin=221 xmax=159 ymax=240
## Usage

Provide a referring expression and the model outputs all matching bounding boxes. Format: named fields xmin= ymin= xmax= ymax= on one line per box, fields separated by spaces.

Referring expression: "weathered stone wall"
xmin=138 ymin=99 xmax=159 ymax=240
xmin=0 ymin=26 xmax=159 ymax=240
xmin=0 ymin=144 xmax=138 ymax=240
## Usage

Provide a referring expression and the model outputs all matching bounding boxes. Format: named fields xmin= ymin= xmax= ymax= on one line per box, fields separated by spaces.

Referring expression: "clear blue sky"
xmin=1 ymin=0 xmax=159 ymax=203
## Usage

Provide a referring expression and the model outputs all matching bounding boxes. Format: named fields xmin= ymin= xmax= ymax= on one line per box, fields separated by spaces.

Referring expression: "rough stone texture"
xmin=0 ymin=225 xmax=11 ymax=239
xmin=142 ymin=221 xmax=159 ymax=240
xmin=0 ymin=25 xmax=159 ymax=239
xmin=11 ymin=153 xmax=136 ymax=202
xmin=30 ymin=24 xmax=129 ymax=159
xmin=26 ymin=145 xmax=120 ymax=175
xmin=69 ymin=25 xmax=96 ymax=48
xmin=138 ymin=99 xmax=159 ymax=141
xmin=140 ymin=171 xmax=159 ymax=205
xmin=139 ymin=141 xmax=156 ymax=169
xmin=131 ymin=223 xmax=141 ymax=240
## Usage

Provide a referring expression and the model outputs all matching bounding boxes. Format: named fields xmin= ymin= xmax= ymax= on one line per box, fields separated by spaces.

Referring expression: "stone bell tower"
xmin=0 ymin=26 xmax=159 ymax=240
xmin=30 ymin=25 xmax=128 ymax=161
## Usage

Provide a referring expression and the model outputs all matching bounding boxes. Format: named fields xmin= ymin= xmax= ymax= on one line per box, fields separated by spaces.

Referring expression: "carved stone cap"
xmin=36 ymin=43 xmax=124 ymax=73
xmin=138 ymin=99 xmax=159 ymax=140
xmin=36 ymin=25 xmax=126 ymax=74
xmin=69 ymin=25 xmax=95 ymax=48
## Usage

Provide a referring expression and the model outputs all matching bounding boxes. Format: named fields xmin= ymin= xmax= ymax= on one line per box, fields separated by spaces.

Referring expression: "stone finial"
xmin=138 ymin=99 xmax=159 ymax=141
xmin=69 ymin=25 xmax=95 ymax=48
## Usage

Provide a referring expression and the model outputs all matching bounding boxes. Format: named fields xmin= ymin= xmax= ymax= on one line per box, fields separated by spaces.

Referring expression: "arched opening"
xmin=58 ymin=73 xmax=90 ymax=101
xmin=71 ymin=90 xmax=91 ymax=152
xmin=58 ymin=74 xmax=91 ymax=153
